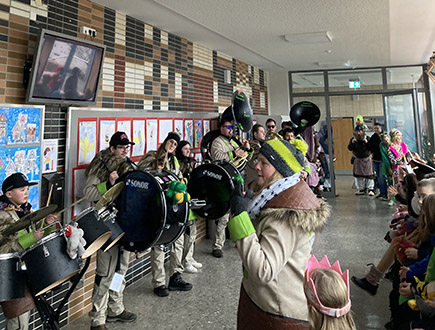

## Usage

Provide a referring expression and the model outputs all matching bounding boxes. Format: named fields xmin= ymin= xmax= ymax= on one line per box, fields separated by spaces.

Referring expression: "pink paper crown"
xmin=304 ymin=255 xmax=351 ymax=318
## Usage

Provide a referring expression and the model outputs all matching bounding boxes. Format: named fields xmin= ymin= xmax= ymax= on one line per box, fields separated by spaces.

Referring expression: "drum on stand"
xmin=99 ymin=204 xmax=125 ymax=252
xmin=75 ymin=207 xmax=112 ymax=259
xmin=116 ymin=170 xmax=189 ymax=252
xmin=21 ymin=230 xmax=80 ymax=296
xmin=188 ymin=160 xmax=240 ymax=219
xmin=0 ymin=253 xmax=26 ymax=302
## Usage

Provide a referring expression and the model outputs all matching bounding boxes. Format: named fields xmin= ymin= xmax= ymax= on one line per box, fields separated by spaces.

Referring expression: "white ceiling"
xmin=92 ymin=0 xmax=435 ymax=73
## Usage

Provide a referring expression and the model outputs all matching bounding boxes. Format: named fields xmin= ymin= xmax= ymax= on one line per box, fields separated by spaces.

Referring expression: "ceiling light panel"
xmin=284 ymin=31 xmax=333 ymax=44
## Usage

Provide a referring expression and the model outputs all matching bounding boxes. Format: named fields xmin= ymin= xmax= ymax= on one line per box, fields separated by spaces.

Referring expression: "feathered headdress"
xmin=304 ymin=255 xmax=351 ymax=317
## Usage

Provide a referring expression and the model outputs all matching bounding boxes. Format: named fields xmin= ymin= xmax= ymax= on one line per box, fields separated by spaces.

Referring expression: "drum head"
xmin=188 ymin=161 xmax=238 ymax=219
xmin=116 ymin=171 xmax=165 ymax=251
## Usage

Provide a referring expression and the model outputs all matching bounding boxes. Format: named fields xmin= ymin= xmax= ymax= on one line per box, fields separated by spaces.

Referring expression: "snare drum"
xmin=188 ymin=160 xmax=240 ymax=219
xmin=21 ymin=231 xmax=80 ymax=296
xmin=75 ymin=207 xmax=112 ymax=259
xmin=116 ymin=170 xmax=189 ymax=251
xmin=0 ymin=253 xmax=26 ymax=302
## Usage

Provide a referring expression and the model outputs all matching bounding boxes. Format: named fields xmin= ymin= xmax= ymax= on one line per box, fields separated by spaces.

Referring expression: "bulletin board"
xmin=0 ymin=104 xmax=44 ymax=209
xmin=65 ymin=108 xmax=219 ymax=222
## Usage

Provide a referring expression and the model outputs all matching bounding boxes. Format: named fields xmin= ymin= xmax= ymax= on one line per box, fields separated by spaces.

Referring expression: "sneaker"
xmin=184 ymin=265 xmax=198 ymax=274
xmin=355 ymin=190 xmax=365 ymax=196
xmin=368 ymin=190 xmax=375 ymax=196
xmin=153 ymin=285 xmax=169 ymax=297
xmin=380 ymin=195 xmax=389 ymax=201
xmin=107 ymin=310 xmax=137 ymax=323
xmin=388 ymin=200 xmax=395 ymax=206
xmin=351 ymin=276 xmax=378 ymax=296
xmin=168 ymin=272 xmax=193 ymax=291
xmin=212 ymin=249 xmax=223 ymax=258
xmin=192 ymin=259 xmax=203 ymax=269
xmin=91 ymin=325 xmax=107 ymax=330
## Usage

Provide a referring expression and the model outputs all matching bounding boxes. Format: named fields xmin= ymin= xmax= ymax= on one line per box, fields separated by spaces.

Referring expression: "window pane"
xmin=291 ymin=71 xmax=325 ymax=93
xmin=328 ymin=69 xmax=383 ymax=91
xmin=386 ymin=66 xmax=424 ymax=89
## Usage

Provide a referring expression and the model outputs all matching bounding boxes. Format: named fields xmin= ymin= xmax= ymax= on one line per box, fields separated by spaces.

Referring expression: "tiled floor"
xmin=63 ymin=175 xmax=393 ymax=330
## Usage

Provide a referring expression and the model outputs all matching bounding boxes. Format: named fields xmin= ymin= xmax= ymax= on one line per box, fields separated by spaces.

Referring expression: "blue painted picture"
xmin=0 ymin=146 xmax=41 ymax=183
xmin=7 ymin=107 xmax=41 ymax=145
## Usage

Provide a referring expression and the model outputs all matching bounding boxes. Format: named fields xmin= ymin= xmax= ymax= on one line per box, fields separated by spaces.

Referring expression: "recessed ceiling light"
xmin=284 ymin=32 xmax=333 ymax=44
xmin=325 ymin=49 xmax=332 ymax=53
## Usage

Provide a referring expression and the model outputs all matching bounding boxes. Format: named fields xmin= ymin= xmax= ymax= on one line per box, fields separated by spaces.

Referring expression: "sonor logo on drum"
xmin=126 ymin=179 xmax=149 ymax=189
xmin=203 ymin=170 xmax=222 ymax=180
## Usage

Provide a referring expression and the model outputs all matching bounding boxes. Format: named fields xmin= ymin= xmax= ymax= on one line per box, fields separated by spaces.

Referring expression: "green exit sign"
xmin=349 ymin=80 xmax=361 ymax=88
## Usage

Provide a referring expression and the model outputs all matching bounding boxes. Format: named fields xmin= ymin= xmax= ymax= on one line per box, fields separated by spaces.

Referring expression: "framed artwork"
xmin=78 ymin=118 xmax=97 ymax=166
xmin=42 ymin=139 xmax=58 ymax=173
xmin=131 ymin=119 xmax=146 ymax=158
xmin=203 ymin=119 xmax=210 ymax=136
xmin=184 ymin=119 xmax=193 ymax=146
xmin=116 ymin=119 xmax=131 ymax=139
xmin=6 ymin=106 xmax=41 ymax=145
xmin=158 ymin=119 xmax=173 ymax=144
xmin=193 ymin=119 xmax=202 ymax=148
xmin=174 ymin=119 xmax=184 ymax=140
xmin=99 ymin=118 xmax=116 ymax=151
xmin=146 ymin=119 xmax=158 ymax=152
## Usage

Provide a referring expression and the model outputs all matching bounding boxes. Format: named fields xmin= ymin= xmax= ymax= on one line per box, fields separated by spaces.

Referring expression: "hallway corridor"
xmin=64 ymin=175 xmax=392 ymax=330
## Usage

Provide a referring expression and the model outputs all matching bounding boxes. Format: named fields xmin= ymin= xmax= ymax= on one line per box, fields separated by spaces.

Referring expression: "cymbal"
xmin=1 ymin=204 xmax=58 ymax=237
xmin=95 ymin=182 xmax=124 ymax=210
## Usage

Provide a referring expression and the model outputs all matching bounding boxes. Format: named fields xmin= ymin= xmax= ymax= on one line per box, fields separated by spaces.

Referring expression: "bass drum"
xmin=116 ymin=170 xmax=189 ymax=252
xmin=0 ymin=253 xmax=26 ymax=302
xmin=188 ymin=160 xmax=240 ymax=220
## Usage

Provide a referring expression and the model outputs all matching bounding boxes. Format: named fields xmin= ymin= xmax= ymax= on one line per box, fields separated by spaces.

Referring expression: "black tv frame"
xmin=26 ymin=29 xmax=106 ymax=106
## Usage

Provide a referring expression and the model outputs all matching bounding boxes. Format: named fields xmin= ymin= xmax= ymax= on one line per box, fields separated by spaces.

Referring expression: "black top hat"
xmin=2 ymin=173 xmax=37 ymax=193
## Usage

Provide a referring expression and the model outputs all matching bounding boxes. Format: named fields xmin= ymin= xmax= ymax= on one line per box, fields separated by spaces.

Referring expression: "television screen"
xmin=26 ymin=29 xmax=106 ymax=105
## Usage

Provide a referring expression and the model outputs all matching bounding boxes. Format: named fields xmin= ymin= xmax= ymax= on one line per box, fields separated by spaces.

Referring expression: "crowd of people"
xmin=3 ymin=114 xmax=435 ymax=330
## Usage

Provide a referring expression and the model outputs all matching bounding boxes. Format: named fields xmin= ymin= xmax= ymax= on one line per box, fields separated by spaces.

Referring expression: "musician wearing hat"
xmin=138 ymin=132 xmax=193 ymax=297
xmin=245 ymin=123 xmax=266 ymax=192
xmin=84 ymin=131 xmax=137 ymax=330
xmin=227 ymin=139 xmax=329 ymax=329
xmin=209 ymin=119 xmax=253 ymax=258
xmin=0 ymin=173 xmax=57 ymax=330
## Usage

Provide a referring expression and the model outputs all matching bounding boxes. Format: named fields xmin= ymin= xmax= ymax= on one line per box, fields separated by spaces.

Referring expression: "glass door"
xmin=383 ymin=89 xmax=421 ymax=154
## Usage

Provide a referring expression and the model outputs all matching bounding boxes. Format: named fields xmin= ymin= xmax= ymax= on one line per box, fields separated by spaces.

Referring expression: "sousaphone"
xmin=290 ymin=101 xmax=321 ymax=135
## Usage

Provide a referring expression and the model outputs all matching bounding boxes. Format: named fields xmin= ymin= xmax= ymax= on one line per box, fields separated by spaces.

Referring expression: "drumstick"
xmin=57 ymin=197 xmax=87 ymax=215
xmin=39 ymin=184 xmax=54 ymax=229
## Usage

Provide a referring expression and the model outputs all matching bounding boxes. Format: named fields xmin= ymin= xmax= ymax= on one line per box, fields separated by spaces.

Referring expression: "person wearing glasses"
xmin=84 ymin=131 xmax=137 ymax=330
xmin=209 ymin=119 xmax=252 ymax=258
xmin=265 ymin=118 xmax=280 ymax=140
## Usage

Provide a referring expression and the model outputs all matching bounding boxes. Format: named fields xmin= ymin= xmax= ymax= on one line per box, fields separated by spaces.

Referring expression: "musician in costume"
xmin=137 ymin=132 xmax=192 ymax=297
xmin=0 ymin=173 xmax=57 ymax=330
xmin=209 ymin=119 xmax=253 ymax=258
xmin=227 ymin=139 xmax=330 ymax=329
xmin=245 ymin=123 xmax=266 ymax=192
xmin=83 ymin=131 xmax=137 ymax=330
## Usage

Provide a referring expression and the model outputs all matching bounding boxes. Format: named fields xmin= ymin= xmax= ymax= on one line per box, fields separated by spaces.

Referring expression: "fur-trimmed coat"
xmin=83 ymin=148 xmax=132 ymax=202
xmin=137 ymin=150 xmax=181 ymax=178
xmin=236 ymin=180 xmax=330 ymax=322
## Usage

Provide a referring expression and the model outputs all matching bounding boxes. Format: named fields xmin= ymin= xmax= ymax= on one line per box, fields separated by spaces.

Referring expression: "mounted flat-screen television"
xmin=26 ymin=29 xmax=106 ymax=106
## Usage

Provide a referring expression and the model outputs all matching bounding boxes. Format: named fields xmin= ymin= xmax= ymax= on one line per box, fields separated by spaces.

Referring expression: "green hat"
xmin=260 ymin=139 xmax=304 ymax=177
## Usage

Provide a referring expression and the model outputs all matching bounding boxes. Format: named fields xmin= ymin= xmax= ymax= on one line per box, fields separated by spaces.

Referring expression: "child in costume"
xmin=0 ymin=173 xmax=57 ymax=330
xmin=304 ymin=255 xmax=357 ymax=330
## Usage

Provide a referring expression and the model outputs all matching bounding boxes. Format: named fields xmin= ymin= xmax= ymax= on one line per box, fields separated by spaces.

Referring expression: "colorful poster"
xmin=194 ymin=119 xmax=202 ymax=148
xmin=72 ymin=167 xmax=91 ymax=217
xmin=28 ymin=185 xmax=39 ymax=211
xmin=117 ymin=120 xmax=131 ymax=140
xmin=174 ymin=119 xmax=183 ymax=140
xmin=158 ymin=119 xmax=173 ymax=144
xmin=99 ymin=119 xmax=116 ymax=151
xmin=78 ymin=120 xmax=97 ymax=165
xmin=146 ymin=119 xmax=158 ymax=151
xmin=7 ymin=107 xmax=41 ymax=145
xmin=184 ymin=119 xmax=193 ymax=146
xmin=0 ymin=146 xmax=41 ymax=183
xmin=203 ymin=119 xmax=210 ymax=136
xmin=42 ymin=139 xmax=58 ymax=173
xmin=0 ymin=108 xmax=8 ymax=145
xmin=132 ymin=120 xmax=145 ymax=157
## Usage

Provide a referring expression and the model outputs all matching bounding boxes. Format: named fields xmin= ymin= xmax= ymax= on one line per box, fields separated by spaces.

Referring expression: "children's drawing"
xmin=146 ymin=119 xmax=158 ymax=151
xmin=158 ymin=119 xmax=173 ymax=144
xmin=117 ymin=120 xmax=131 ymax=139
xmin=203 ymin=119 xmax=210 ymax=136
xmin=174 ymin=119 xmax=183 ymax=140
xmin=78 ymin=120 xmax=97 ymax=165
xmin=7 ymin=107 xmax=41 ymax=145
xmin=99 ymin=120 xmax=116 ymax=151
xmin=42 ymin=139 xmax=58 ymax=173
xmin=0 ymin=110 xmax=7 ymax=145
xmin=194 ymin=119 xmax=202 ymax=148
xmin=0 ymin=146 xmax=41 ymax=183
xmin=132 ymin=120 xmax=145 ymax=157
xmin=184 ymin=120 xmax=193 ymax=146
